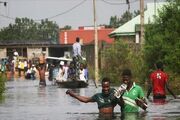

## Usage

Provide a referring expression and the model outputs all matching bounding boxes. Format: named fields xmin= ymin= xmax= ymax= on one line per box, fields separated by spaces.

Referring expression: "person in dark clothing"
xmin=48 ymin=63 xmax=54 ymax=81
xmin=66 ymin=77 xmax=118 ymax=114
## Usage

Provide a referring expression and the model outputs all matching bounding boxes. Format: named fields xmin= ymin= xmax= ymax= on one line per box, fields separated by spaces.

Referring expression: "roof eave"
xmin=109 ymin=32 xmax=135 ymax=38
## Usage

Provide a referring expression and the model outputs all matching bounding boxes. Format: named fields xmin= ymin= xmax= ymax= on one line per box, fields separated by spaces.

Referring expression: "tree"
xmin=109 ymin=15 xmax=120 ymax=28
xmin=39 ymin=19 xmax=59 ymax=43
xmin=60 ymin=25 xmax=72 ymax=30
xmin=133 ymin=10 xmax=140 ymax=17
xmin=119 ymin=10 xmax=133 ymax=25
xmin=100 ymin=40 xmax=130 ymax=84
xmin=0 ymin=18 xmax=59 ymax=43
xmin=100 ymin=40 xmax=146 ymax=84
xmin=108 ymin=10 xmax=134 ymax=28
xmin=0 ymin=75 xmax=5 ymax=97
xmin=144 ymin=0 xmax=180 ymax=74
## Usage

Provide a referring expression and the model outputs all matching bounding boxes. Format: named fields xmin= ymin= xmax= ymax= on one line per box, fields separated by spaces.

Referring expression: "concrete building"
xmin=109 ymin=2 xmax=167 ymax=44
xmin=0 ymin=26 xmax=114 ymax=67
xmin=59 ymin=26 xmax=115 ymax=66
xmin=0 ymin=39 xmax=51 ymax=60
xmin=60 ymin=26 xmax=114 ymax=45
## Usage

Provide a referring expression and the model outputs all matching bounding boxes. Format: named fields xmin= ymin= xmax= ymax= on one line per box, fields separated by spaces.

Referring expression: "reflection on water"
xmin=0 ymin=80 xmax=180 ymax=120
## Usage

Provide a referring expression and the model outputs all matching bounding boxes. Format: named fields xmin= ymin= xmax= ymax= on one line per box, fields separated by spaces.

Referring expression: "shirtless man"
xmin=66 ymin=77 xmax=118 ymax=114
xmin=38 ymin=64 xmax=46 ymax=87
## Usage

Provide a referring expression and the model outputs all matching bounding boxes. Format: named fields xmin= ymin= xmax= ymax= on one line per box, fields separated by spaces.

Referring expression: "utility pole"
xmin=140 ymin=0 xmax=144 ymax=45
xmin=0 ymin=1 xmax=7 ymax=6
xmin=0 ymin=1 xmax=7 ymax=29
xmin=126 ymin=0 xmax=130 ymax=20
xmin=126 ymin=0 xmax=130 ymax=12
xmin=154 ymin=0 xmax=157 ymax=16
xmin=93 ymin=0 xmax=98 ymax=87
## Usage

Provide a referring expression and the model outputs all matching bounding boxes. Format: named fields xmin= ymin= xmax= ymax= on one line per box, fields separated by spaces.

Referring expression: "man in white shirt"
xmin=72 ymin=37 xmax=82 ymax=80
xmin=79 ymin=63 xmax=87 ymax=82
xmin=13 ymin=49 xmax=19 ymax=63
xmin=72 ymin=37 xmax=81 ymax=57
xmin=13 ymin=49 xmax=19 ymax=56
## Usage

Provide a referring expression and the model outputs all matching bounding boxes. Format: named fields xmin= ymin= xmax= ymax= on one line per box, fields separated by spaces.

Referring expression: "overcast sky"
xmin=0 ymin=0 xmax=165 ymax=29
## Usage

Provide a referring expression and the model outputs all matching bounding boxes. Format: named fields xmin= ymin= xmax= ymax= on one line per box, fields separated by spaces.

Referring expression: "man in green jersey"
xmin=118 ymin=69 xmax=147 ymax=113
xmin=66 ymin=77 xmax=118 ymax=114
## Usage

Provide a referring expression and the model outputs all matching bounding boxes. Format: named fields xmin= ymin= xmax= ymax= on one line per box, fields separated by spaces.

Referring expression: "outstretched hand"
xmin=66 ymin=90 xmax=71 ymax=95
xmin=66 ymin=90 xmax=77 ymax=98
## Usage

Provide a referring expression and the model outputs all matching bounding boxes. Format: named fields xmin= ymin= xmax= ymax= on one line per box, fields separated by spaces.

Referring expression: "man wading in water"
xmin=66 ymin=77 xmax=118 ymax=114
xmin=38 ymin=64 xmax=46 ymax=87
xmin=147 ymin=62 xmax=176 ymax=103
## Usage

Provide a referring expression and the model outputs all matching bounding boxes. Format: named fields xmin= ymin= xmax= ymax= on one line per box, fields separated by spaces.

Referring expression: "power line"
xmin=0 ymin=0 xmax=164 ymax=22
xmin=100 ymin=0 xmax=160 ymax=5
xmin=35 ymin=0 xmax=88 ymax=21
xmin=0 ymin=0 xmax=88 ymax=21
xmin=100 ymin=0 xmax=139 ymax=5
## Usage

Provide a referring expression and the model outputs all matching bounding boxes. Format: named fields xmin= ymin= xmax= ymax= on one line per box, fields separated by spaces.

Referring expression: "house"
xmin=59 ymin=26 xmax=115 ymax=67
xmin=109 ymin=2 xmax=167 ymax=44
xmin=0 ymin=39 xmax=52 ymax=60
xmin=59 ymin=26 xmax=114 ymax=45
xmin=0 ymin=26 xmax=114 ymax=67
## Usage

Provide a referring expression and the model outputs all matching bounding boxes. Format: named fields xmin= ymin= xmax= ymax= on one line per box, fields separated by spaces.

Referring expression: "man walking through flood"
xmin=147 ymin=62 xmax=176 ymax=103
xmin=38 ymin=64 xmax=46 ymax=87
xmin=66 ymin=77 xmax=118 ymax=114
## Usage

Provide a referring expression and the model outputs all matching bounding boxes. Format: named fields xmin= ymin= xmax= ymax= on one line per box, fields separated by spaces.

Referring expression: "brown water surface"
xmin=0 ymin=79 xmax=180 ymax=120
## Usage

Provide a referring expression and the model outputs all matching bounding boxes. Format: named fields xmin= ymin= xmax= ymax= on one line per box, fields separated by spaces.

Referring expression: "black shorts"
xmin=153 ymin=94 xmax=166 ymax=99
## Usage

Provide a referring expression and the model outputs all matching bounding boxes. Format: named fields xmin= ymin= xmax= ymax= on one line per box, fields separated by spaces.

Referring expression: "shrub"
xmin=0 ymin=74 xmax=6 ymax=97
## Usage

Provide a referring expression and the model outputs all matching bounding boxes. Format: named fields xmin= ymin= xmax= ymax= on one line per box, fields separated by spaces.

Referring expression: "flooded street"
xmin=0 ymin=79 xmax=180 ymax=120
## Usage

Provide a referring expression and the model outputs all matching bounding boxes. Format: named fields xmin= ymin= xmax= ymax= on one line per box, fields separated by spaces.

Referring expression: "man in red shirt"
xmin=146 ymin=62 xmax=176 ymax=103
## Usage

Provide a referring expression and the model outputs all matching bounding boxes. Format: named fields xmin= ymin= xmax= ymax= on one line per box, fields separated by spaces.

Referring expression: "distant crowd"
xmin=0 ymin=49 xmax=89 ymax=84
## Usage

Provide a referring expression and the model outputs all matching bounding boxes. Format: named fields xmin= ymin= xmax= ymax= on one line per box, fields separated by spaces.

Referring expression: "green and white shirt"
xmin=122 ymin=82 xmax=145 ymax=112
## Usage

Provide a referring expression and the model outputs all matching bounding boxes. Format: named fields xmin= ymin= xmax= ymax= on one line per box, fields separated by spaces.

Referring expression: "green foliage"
xmin=127 ymin=48 xmax=147 ymax=84
xmin=0 ymin=18 xmax=59 ymax=43
xmin=133 ymin=10 xmax=140 ymax=17
xmin=109 ymin=11 xmax=132 ymax=28
xmin=144 ymin=0 xmax=180 ymax=74
xmin=0 ymin=74 xmax=6 ymax=97
xmin=102 ymin=0 xmax=180 ymax=88
xmin=109 ymin=15 xmax=120 ymax=28
xmin=119 ymin=11 xmax=133 ymax=25
xmin=100 ymin=40 xmax=128 ymax=84
xmin=60 ymin=25 xmax=72 ymax=30
xmin=100 ymin=40 xmax=146 ymax=85
xmin=108 ymin=10 xmax=139 ymax=28
xmin=87 ymin=65 xmax=95 ymax=80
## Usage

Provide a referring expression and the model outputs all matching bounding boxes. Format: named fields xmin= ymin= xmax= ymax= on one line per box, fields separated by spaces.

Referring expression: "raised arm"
xmin=66 ymin=90 xmax=94 ymax=103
